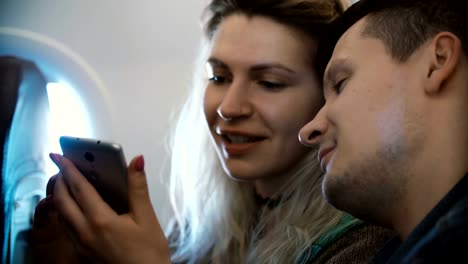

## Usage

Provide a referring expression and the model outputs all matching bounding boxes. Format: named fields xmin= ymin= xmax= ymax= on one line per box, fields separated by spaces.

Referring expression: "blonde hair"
xmin=166 ymin=0 xmax=345 ymax=263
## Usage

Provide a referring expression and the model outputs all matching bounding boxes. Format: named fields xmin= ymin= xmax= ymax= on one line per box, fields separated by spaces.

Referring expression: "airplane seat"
xmin=0 ymin=56 xmax=49 ymax=264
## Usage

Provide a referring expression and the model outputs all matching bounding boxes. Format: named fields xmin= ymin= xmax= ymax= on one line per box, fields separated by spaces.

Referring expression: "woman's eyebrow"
xmin=207 ymin=57 xmax=228 ymax=69
xmin=250 ymin=63 xmax=296 ymax=74
xmin=207 ymin=58 xmax=296 ymax=76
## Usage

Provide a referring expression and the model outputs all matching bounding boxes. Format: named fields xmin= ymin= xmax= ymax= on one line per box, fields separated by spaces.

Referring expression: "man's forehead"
xmin=333 ymin=18 xmax=368 ymax=56
xmin=324 ymin=18 xmax=370 ymax=81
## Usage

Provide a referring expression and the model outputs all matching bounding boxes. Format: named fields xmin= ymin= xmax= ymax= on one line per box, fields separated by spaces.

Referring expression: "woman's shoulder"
xmin=312 ymin=223 xmax=396 ymax=264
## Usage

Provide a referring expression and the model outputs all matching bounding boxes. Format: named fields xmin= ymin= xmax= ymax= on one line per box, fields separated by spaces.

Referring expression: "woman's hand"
xmin=49 ymin=154 xmax=171 ymax=264
xmin=32 ymin=194 xmax=87 ymax=264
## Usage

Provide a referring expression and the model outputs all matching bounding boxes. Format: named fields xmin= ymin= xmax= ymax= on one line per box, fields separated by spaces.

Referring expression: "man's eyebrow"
xmin=324 ymin=59 xmax=353 ymax=83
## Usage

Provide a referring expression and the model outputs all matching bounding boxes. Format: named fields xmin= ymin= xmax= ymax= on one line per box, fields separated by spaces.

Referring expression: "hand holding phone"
xmin=46 ymin=142 xmax=171 ymax=263
xmin=59 ymin=136 xmax=129 ymax=214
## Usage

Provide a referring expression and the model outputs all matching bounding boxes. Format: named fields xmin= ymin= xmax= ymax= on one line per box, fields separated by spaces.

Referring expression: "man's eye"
xmin=334 ymin=78 xmax=346 ymax=94
xmin=208 ymin=75 xmax=227 ymax=84
xmin=258 ymin=81 xmax=286 ymax=90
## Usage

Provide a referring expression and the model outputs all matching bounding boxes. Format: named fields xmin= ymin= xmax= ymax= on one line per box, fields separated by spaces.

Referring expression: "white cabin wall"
xmin=0 ymin=0 xmax=208 ymax=227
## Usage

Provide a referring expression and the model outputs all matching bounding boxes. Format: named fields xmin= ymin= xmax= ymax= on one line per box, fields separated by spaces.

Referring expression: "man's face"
xmin=299 ymin=18 xmax=426 ymax=222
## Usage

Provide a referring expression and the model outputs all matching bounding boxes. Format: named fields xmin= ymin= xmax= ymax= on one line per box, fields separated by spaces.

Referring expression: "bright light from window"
xmin=46 ymin=82 xmax=93 ymax=175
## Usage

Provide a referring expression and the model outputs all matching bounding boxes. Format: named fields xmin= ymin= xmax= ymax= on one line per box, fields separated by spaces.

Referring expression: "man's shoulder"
xmin=372 ymin=176 xmax=468 ymax=264
xmin=400 ymin=193 xmax=468 ymax=263
xmin=437 ymin=193 xmax=468 ymax=229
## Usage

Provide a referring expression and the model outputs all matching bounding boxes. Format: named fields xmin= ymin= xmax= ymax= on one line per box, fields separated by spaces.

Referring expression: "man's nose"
xmin=299 ymin=104 xmax=329 ymax=147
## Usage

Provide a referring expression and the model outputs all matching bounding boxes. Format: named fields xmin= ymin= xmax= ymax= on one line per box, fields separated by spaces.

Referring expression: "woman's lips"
xmin=222 ymin=140 xmax=264 ymax=155
xmin=216 ymin=128 xmax=267 ymax=156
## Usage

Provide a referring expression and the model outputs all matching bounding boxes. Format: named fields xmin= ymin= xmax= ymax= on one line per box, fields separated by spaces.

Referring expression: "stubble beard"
xmin=322 ymin=143 xmax=408 ymax=228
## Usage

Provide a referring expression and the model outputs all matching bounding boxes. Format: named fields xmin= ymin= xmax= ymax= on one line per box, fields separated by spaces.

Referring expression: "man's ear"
xmin=425 ymin=32 xmax=462 ymax=94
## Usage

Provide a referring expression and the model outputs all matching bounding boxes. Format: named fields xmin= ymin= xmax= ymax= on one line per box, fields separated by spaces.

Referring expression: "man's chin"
xmin=322 ymin=172 xmax=340 ymax=205
xmin=321 ymin=171 xmax=355 ymax=212
xmin=322 ymin=171 xmax=393 ymax=226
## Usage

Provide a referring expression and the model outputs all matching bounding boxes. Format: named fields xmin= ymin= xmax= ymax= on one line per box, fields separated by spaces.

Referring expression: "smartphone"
xmin=59 ymin=136 xmax=129 ymax=214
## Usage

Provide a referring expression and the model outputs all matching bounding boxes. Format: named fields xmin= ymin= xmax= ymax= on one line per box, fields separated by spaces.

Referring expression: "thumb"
xmin=127 ymin=155 xmax=157 ymax=225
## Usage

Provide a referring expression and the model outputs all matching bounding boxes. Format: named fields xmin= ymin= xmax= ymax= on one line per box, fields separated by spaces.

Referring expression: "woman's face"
xmin=204 ymin=14 xmax=323 ymax=195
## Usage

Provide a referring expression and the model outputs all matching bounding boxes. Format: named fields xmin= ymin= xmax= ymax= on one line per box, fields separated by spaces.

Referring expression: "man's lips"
xmin=318 ymin=146 xmax=335 ymax=172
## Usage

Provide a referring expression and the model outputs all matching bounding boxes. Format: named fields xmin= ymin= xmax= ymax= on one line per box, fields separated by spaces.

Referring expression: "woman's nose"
xmin=216 ymin=82 xmax=253 ymax=121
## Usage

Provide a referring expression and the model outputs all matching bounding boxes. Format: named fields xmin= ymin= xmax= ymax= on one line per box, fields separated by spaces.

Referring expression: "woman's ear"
xmin=425 ymin=32 xmax=462 ymax=94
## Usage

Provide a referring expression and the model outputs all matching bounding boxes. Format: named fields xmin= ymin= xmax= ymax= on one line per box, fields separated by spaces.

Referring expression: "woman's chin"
xmin=224 ymin=171 xmax=256 ymax=182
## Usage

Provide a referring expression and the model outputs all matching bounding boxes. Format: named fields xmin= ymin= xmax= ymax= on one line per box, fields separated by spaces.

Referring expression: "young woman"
xmin=32 ymin=0 xmax=393 ymax=263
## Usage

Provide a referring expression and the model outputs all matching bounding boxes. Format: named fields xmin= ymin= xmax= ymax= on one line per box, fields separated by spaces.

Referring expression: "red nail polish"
xmin=136 ymin=155 xmax=145 ymax=171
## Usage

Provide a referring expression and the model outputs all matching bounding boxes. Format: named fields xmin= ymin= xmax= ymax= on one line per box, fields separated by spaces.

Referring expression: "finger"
xmin=33 ymin=196 xmax=60 ymax=243
xmin=46 ymin=174 xmax=58 ymax=196
xmin=32 ymin=213 xmax=84 ymax=264
xmin=58 ymin=214 xmax=94 ymax=258
xmin=50 ymin=153 xmax=115 ymax=218
xmin=53 ymin=173 xmax=90 ymax=240
xmin=33 ymin=196 xmax=54 ymax=229
xmin=32 ymin=195 xmax=91 ymax=264
xmin=127 ymin=155 xmax=158 ymax=226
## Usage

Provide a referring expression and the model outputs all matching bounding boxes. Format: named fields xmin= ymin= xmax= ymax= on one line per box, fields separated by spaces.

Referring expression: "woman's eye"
xmin=208 ymin=75 xmax=227 ymax=84
xmin=258 ymin=81 xmax=286 ymax=90
xmin=334 ymin=78 xmax=346 ymax=94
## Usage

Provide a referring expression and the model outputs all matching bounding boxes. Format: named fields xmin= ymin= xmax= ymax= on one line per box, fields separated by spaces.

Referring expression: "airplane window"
xmin=1 ymin=27 xmax=113 ymax=264
xmin=46 ymin=82 xmax=93 ymax=175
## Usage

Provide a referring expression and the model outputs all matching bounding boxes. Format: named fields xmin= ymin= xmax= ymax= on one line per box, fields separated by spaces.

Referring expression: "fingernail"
xmin=135 ymin=155 xmax=145 ymax=171
xmin=49 ymin=153 xmax=62 ymax=166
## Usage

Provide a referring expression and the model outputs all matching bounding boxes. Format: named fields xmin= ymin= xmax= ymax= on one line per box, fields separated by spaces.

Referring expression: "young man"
xmin=299 ymin=0 xmax=468 ymax=263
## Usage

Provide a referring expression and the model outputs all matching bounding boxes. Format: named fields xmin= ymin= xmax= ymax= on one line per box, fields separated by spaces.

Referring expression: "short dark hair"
xmin=322 ymin=0 xmax=468 ymax=64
